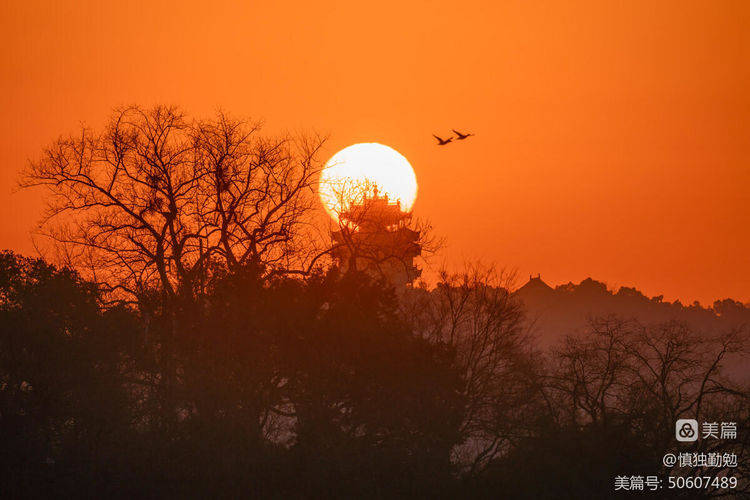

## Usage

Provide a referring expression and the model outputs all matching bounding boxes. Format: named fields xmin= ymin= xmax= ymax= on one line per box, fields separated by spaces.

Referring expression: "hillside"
xmin=516 ymin=275 xmax=750 ymax=348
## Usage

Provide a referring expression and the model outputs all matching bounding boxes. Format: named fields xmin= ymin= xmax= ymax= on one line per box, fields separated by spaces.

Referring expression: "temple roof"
xmin=340 ymin=195 xmax=410 ymax=228
xmin=516 ymin=275 xmax=553 ymax=295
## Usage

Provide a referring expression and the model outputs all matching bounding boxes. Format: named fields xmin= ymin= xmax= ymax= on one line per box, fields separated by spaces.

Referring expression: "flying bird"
xmin=452 ymin=129 xmax=474 ymax=140
xmin=433 ymin=134 xmax=453 ymax=146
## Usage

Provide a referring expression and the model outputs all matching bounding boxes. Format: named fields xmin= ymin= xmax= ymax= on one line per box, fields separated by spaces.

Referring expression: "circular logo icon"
xmin=679 ymin=423 xmax=695 ymax=438
xmin=675 ymin=419 xmax=699 ymax=442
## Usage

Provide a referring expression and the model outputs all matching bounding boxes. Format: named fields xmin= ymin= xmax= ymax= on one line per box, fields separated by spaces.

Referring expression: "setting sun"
xmin=319 ymin=143 xmax=418 ymax=220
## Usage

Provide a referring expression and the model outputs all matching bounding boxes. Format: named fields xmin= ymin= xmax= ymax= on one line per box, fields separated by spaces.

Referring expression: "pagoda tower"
xmin=331 ymin=190 xmax=421 ymax=287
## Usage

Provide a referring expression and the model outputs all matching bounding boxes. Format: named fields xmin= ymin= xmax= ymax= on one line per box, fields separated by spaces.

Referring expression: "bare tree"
xmin=544 ymin=317 xmax=634 ymax=428
xmin=21 ymin=105 xmax=326 ymax=302
xmin=546 ymin=318 xmax=747 ymax=429
xmin=404 ymin=265 xmax=541 ymax=475
xmin=544 ymin=317 xmax=749 ymax=496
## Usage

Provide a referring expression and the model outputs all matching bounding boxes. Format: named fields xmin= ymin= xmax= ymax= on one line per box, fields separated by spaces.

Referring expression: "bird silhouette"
xmin=433 ymin=134 xmax=453 ymax=146
xmin=452 ymin=129 xmax=474 ymax=140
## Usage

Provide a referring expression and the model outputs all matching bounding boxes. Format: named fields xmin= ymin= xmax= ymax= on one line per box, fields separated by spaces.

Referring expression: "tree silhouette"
xmin=9 ymin=104 xmax=750 ymax=497
xmin=22 ymin=106 xmax=326 ymax=303
xmin=476 ymin=317 xmax=750 ymax=497
xmin=404 ymin=265 xmax=543 ymax=476
xmin=284 ymin=271 xmax=463 ymax=494
xmin=0 ymin=251 xmax=140 ymax=497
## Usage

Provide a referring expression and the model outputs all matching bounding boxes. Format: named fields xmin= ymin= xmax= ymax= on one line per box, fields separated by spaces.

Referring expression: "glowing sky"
xmin=1 ymin=0 xmax=748 ymax=304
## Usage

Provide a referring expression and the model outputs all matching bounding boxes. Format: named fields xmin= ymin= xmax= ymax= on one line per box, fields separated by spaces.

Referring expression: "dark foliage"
xmin=0 ymin=253 xmax=464 ymax=497
xmin=0 ymin=251 xmax=141 ymax=497
xmin=1 ymin=251 xmax=748 ymax=498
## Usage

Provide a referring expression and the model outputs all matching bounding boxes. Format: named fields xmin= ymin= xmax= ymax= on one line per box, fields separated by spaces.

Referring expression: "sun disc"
xmin=319 ymin=143 xmax=417 ymax=220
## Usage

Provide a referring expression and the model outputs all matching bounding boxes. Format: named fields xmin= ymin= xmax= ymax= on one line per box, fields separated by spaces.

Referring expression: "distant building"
xmin=517 ymin=274 xmax=552 ymax=296
xmin=331 ymin=193 xmax=421 ymax=287
xmin=514 ymin=274 xmax=750 ymax=354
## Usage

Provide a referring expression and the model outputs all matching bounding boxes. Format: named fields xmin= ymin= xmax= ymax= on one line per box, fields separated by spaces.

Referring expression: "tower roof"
xmin=340 ymin=193 xmax=410 ymax=229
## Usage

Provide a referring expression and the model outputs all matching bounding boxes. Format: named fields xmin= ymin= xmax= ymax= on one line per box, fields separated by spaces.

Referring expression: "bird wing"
xmin=452 ymin=129 xmax=464 ymax=136
xmin=433 ymin=134 xmax=444 ymax=142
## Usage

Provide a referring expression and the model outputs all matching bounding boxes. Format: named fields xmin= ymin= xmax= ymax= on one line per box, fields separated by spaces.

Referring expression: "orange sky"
xmin=1 ymin=1 xmax=749 ymax=304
